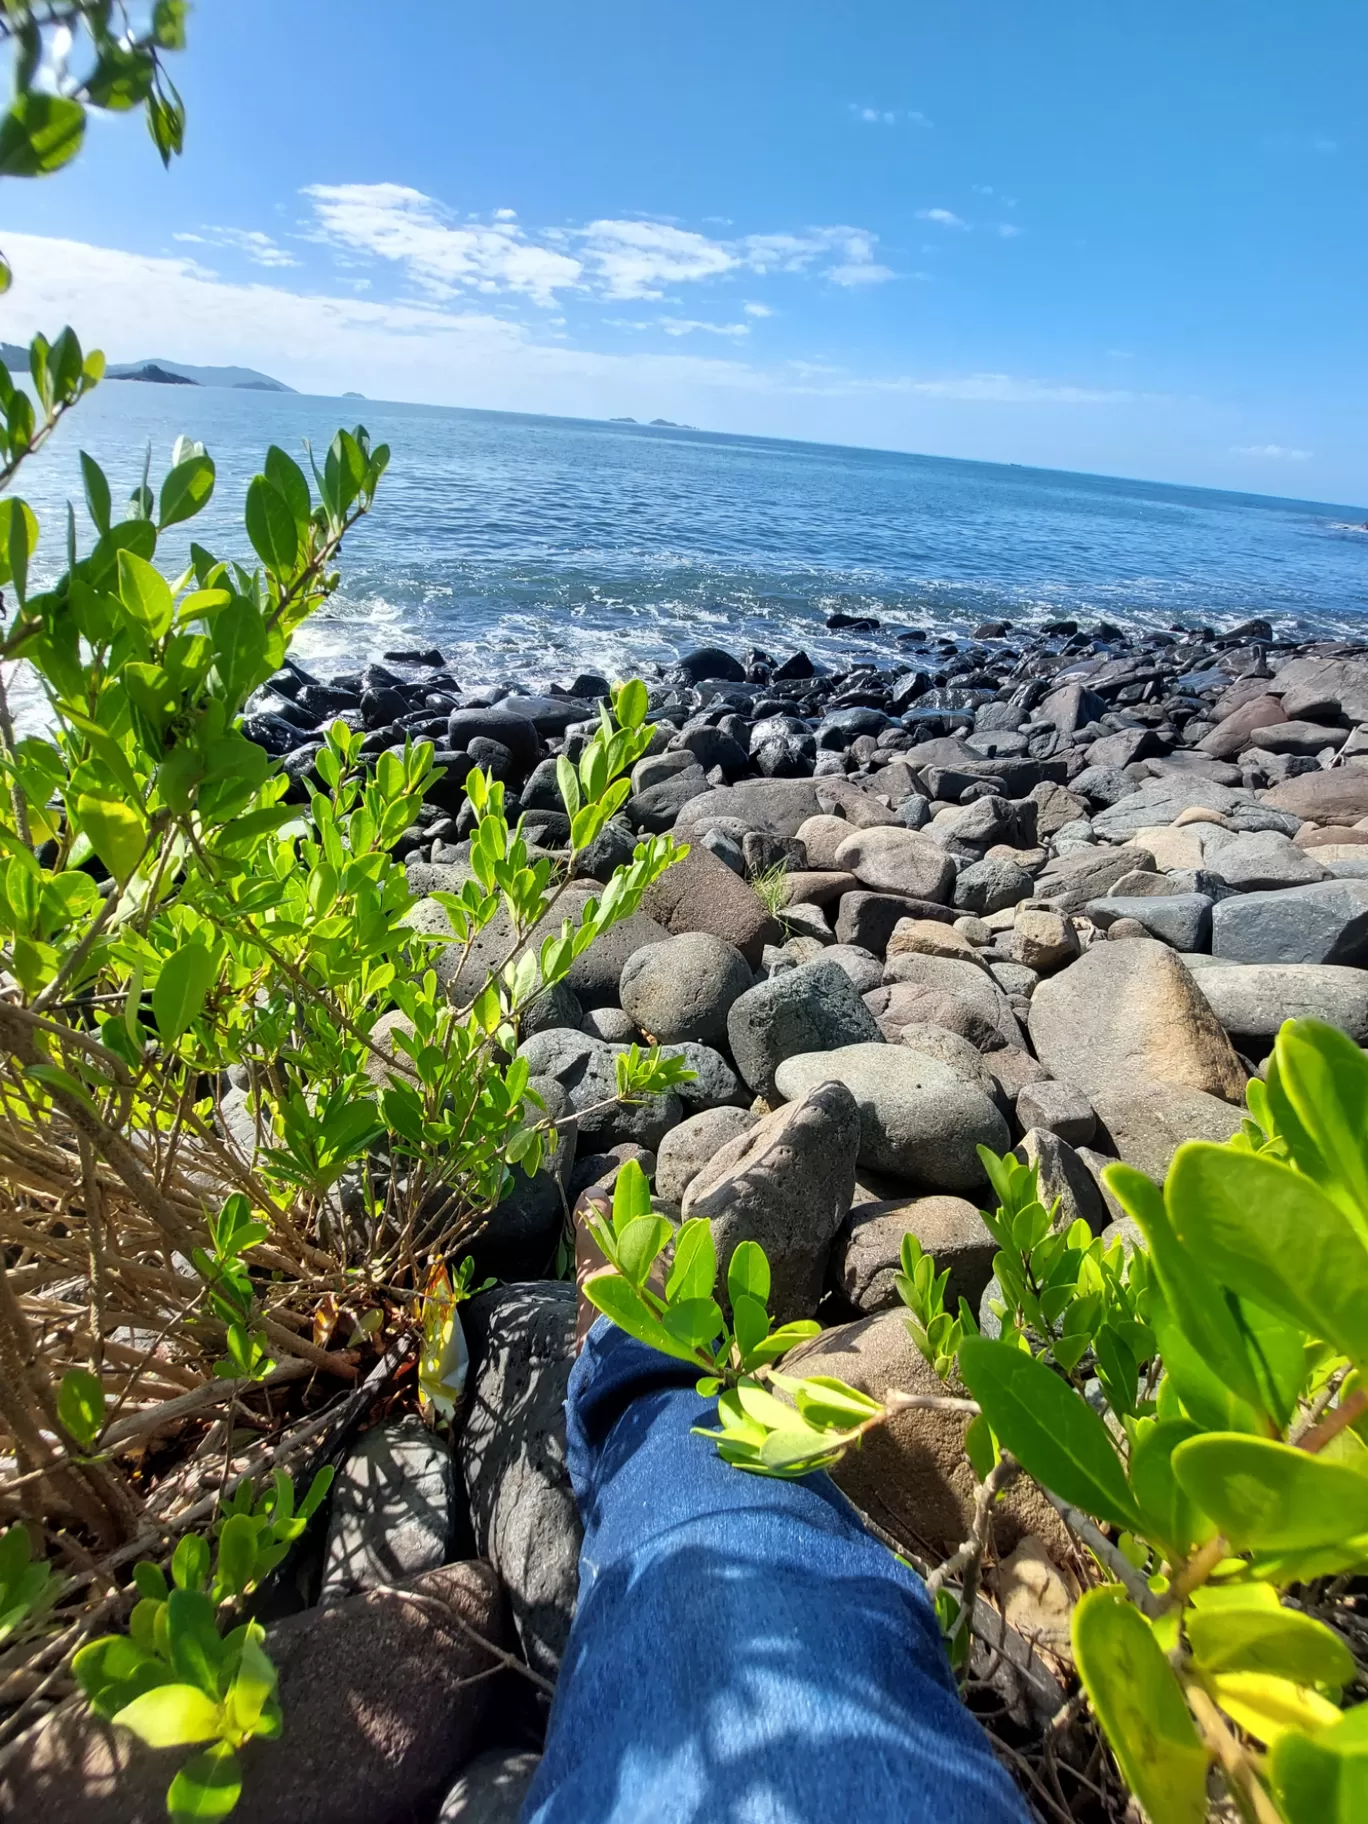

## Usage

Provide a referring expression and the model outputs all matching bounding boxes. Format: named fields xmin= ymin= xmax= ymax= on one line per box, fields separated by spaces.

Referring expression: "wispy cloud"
xmin=171 ymin=226 xmax=298 ymax=268
xmin=997 ymin=223 xmax=1023 ymax=239
xmin=302 ymin=184 xmax=894 ymax=302
xmin=609 ymin=316 xmax=751 ymax=338
xmin=743 ymin=300 xmax=774 ymax=318
xmin=870 ymin=372 xmax=1135 ymax=404
xmin=917 ymin=208 xmax=968 ymax=230
xmin=850 ymin=104 xmax=931 ymax=128
xmin=1232 ymin=443 xmax=1312 ymax=461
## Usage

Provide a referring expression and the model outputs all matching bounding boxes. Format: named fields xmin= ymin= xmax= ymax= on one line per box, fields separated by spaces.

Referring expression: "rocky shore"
xmin=23 ymin=616 xmax=1368 ymax=1821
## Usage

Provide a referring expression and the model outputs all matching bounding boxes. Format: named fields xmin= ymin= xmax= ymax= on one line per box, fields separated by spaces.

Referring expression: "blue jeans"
xmin=521 ymin=1320 xmax=1028 ymax=1824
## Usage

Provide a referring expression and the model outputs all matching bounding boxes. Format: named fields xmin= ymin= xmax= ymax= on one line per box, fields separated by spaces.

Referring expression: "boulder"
xmin=0 ymin=1565 xmax=507 ymax=1824
xmin=1270 ymin=654 xmax=1368 ymax=724
xmin=1198 ymin=828 xmax=1326 ymax=891
xmin=837 ymin=1194 xmax=996 ymax=1313
xmin=1032 ymin=844 xmax=1158 ymax=911
xmin=658 ymin=1040 xmax=747 ymax=1111
xmin=1009 ymin=909 xmax=1079 ymax=972
xmin=865 ymin=980 xmax=1001 ymax=1051
xmin=797 ymin=813 xmax=859 ymax=870
xmin=618 ymin=933 xmax=752 ymax=1044
xmin=682 ymin=1082 xmax=861 ymax=1322
xmin=1262 ymin=769 xmax=1368 ymax=825
xmin=833 ymin=826 xmax=956 ymax=903
xmin=1197 ymin=693 xmax=1287 ymax=759
xmin=835 ymin=890 xmax=955 ymax=953
xmin=816 ymin=943 xmax=885 ymax=993
xmin=516 ymin=1029 xmax=681 ymax=1150
xmin=887 ymin=918 xmax=987 ymax=971
xmin=952 ymin=854 xmax=1033 ymax=915
xmin=1028 ymin=938 xmax=1246 ymax=1104
xmin=655 ymin=1106 xmax=758 ymax=1203
xmin=1090 ymin=778 xmax=1251 ymax=842
xmin=1015 ymin=1128 xmax=1109 ymax=1235
xmin=459 ymin=1284 xmax=580 ymax=1678
xmin=640 ymin=842 xmax=781 ymax=966
xmin=625 ymin=766 xmax=710 ymax=833
xmin=1084 ymin=893 xmax=1213 ymax=952
xmin=986 ymin=1047 xmax=1052 ymax=1107
xmin=786 ymin=1313 xmax=1068 ymax=1561
xmin=726 ymin=958 xmax=883 ymax=1098
xmin=879 ymin=951 xmax=1023 ymax=1050
xmin=782 ymin=868 xmax=858 ymax=907
xmin=484 ymin=1076 xmax=575 ymax=1277
xmin=1185 ymin=961 xmax=1368 ymax=1046
xmin=321 ymin=1416 xmax=457 ymax=1603
xmin=563 ymin=908 xmax=670 ymax=1010
xmin=773 ymin=1043 xmax=1008 ymax=1189
xmin=1029 ymin=780 xmax=1091 ymax=838
xmin=1015 ymin=1080 xmax=1096 ymax=1147
xmin=891 ymin=1023 xmax=998 ymax=1096
xmin=447 ymin=706 xmax=540 ymax=772
xmin=1090 ymin=1081 xmax=1245 ymax=1178
xmin=1210 ymin=880 xmax=1368 ymax=966
xmin=673 ymin=777 xmax=824 ymax=838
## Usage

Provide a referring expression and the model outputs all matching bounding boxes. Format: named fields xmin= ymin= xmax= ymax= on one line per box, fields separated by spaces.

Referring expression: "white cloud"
xmin=997 ymin=223 xmax=1023 ymax=239
xmin=299 ymin=185 xmax=893 ymax=302
xmin=0 ymin=231 xmax=1136 ymax=432
xmin=172 ymin=226 xmax=298 ymax=268
xmin=917 ymin=208 xmax=968 ymax=230
xmin=304 ymin=183 xmax=584 ymax=305
xmin=608 ymin=316 xmax=751 ymax=338
xmin=1232 ymin=443 xmax=1312 ymax=461
xmin=850 ymin=104 xmax=931 ymax=127
xmin=743 ymin=301 xmax=774 ymax=318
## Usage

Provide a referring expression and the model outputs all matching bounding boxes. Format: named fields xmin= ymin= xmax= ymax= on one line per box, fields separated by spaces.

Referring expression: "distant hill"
xmin=108 ymin=359 xmax=295 ymax=392
xmin=1 ymin=344 xmax=295 ymax=392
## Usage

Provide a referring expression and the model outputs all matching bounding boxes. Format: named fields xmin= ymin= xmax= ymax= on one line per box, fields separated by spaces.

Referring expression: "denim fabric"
xmin=521 ymin=1320 xmax=1028 ymax=1824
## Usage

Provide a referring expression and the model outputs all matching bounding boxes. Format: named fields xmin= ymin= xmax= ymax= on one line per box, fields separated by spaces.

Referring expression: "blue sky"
xmin=3 ymin=0 xmax=1366 ymax=499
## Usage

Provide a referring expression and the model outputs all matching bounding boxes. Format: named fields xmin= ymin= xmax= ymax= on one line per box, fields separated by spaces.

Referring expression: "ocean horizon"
xmin=19 ymin=380 xmax=1368 ymax=691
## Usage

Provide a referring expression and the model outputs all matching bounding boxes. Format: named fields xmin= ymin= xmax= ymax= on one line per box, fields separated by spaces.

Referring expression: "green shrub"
xmin=587 ymin=1017 xmax=1368 ymax=1824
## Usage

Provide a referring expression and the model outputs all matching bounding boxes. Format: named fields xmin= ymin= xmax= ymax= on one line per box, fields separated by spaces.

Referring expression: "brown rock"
xmin=782 ymin=868 xmax=858 ymax=906
xmin=786 ymin=1313 xmax=1069 ymax=1562
xmin=886 ymin=917 xmax=988 ymax=969
xmin=1010 ymin=909 xmax=1079 ymax=973
xmin=1294 ymin=823 xmax=1368 ymax=850
xmin=1197 ymin=693 xmax=1287 ymax=759
xmin=1263 ymin=770 xmax=1368 ymax=825
xmin=796 ymin=814 xmax=858 ymax=870
xmin=1091 ymin=1080 xmax=1245 ymax=1177
xmin=834 ymin=826 xmax=956 ymax=902
xmin=641 ymin=842 xmax=780 ymax=966
xmin=995 ymin=1535 xmax=1076 ymax=1659
xmin=1028 ymin=937 xmax=1245 ymax=1105
xmin=837 ymin=1194 xmax=996 ymax=1313
xmin=0 ymin=1565 xmax=507 ymax=1824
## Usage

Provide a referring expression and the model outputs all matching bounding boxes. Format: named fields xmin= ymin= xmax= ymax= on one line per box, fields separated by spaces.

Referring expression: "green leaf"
xmin=0 ymin=497 xmax=38 ymax=603
xmin=112 ymin=1682 xmax=222 ymax=1748
xmin=1129 ymin=1418 xmax=1210 ymax=1556
xmin=662 ymin=1297 xmax=724 ymax=1349
xmin=727 ymin=1240 xmax=770 ymax=1311
xmin=1187 ymin=1594 xmax=1354 ymax=1688
xmin=159 ymin=453 xmax=216 ymax=530
xmin=788 ymin=1374 xmax=884 ymax=1430
xmin=614 ymin=1215 xmax=673 ymax=1288
xmin=582 ymin=1271 xmax=708 ymax=1368
xmin=1166 ymin=1143 xmax=1368 ymax=1368
xmin=1268 ymin=1020 xmax=1368 ymax=1243
xmin=0 ymin=94 xmax=85 ymax=176
xmin=1271 ymin=1706 xmax=1368 ymax=1824
xmin=611 ymin=1157 xmax=653 ymax=1236
xmin=666 ymin=1217 xmax=716 ymax=1303
xmin=210 ymin=596 xmax=267 ymax=706
xmin=172 ymin=1533 xmax=210 ymax=1593
xmin=57 ymin=1368 xmax=104 ymax=1449
xmin=225 ymin=1624 xmax=276 ymax=1733
xmin=168 ymin=1742 xmax=242 ymax=1822
xmin=957 ymin=1336 xmax=1143 ymax=1532
xmin=166 ymin=1588 xmax=222 ymax=1691
xmin=263 ymin=446 xmax=310 ymax=527
xmin=214 ymin=1514 xmax=257 ymax=1600
xmin=1149 ymin=1293 xmax=1267 ymax=1436
xmin=1072 ymin=1586 xmax=1208 ymax=1824
xmin=74 ymin=792 xmax=145 ymax=882
xmin=731 ymin=1291 xmax=770 ymax=1362
xmin=1173 ymin=1434 xmax=1368 ymax=1553
xmin=1105 ymin=1163 xmax=1270 ymax=1421
xmin=153 ymin=944 xmax=216 ymax=1042
xmin=117 ymin=549 xmax=174 ymax=638
xmin=244 ymin=475 xmax=299 ymax=576
xmin=616 ymin=679 xmax=649 ymax=729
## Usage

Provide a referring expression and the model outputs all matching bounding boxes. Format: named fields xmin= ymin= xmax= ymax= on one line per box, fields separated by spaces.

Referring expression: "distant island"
xmin=107 ymin=358 xmax=295 ymax=392
xmin=609 ymin=415 xmax=695 ymax=429
xmin=343 ymin=390 xmax=366 ymax=398
xmin=110 ymin=362 xmax=197 ymax=387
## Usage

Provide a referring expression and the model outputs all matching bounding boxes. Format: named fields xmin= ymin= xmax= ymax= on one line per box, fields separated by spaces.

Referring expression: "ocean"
xmin=17 ymin=382 xmax=1368 ymax=689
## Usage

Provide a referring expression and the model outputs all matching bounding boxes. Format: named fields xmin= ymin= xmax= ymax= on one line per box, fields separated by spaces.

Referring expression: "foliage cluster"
xmin=588 ymin=1017 xmax=1368 ymax=1824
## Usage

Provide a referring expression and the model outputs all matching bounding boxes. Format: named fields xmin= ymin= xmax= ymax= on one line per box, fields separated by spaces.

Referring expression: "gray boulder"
xmin=727 ymin=958 xmax=883 ymax=1098
xmin=459 ymin=1284 xmax=580 ymax=1678
xmin=1185 ymin=960 xmax=1368 ymax=1046
xmin=837 ymin=1193 xmax=996 ymax=1313
xmin=486 ymin=1075 xmax=575 ymax=1275
xmin=640 ymin=842 xmax=781 ymax=966
xmin=1090 ymin=1082 xmax=1246 ymax=1178
xmin=655 ymin=1106 xmax=758 ymax=1203
xmin=1015 ymin=1079 xmax=1096 ymax=1146
xmin=835 ymin=890 xmax=955 ymax=954
xmin=1015 ymin=1128 xmax=1109 ymax=1235
xmin=1199 ymin=828 xmax=1326 ymax=892
xmin=618 ymin=933 xmax=752 ymax=1044
xmin=320 ymin=1416 xmax=456 ymax=1603
xmin=952 ymin=855 xmax=1033 ymax=915
xmin=674 ymin=776 xmax=824 ymax=838
xmin=564 ymin=908 xmax=670 ymax=1009
xmin=1084 ymin=892 xmax=1213 ymax=951
xmin=625 ymin=764 xmax=709 ymax=832
xmin=659 ymin=1040 xmax=747 ymax=1110
xmin=517 ymin=1029 xmax=681 ymax=1149
xmin=1033 ymin=844 xmax=1158 ymax=911
xmin=834 ymin=826 xmax=956 ymax=902
xmin=880 ymin=951 xmax=1023 ymax=1050
xmin=774 ymin=1043 xmax=1008 ymax=1189
xmin=1210 ymin=880 xmax=1368 ymax=966
xmin=817 ymin=942 xmax=885 ymax=993
xmin=682 ymin=1082 xmax=861 ymax=1322
xmin=1028 ymin=938 xmax=1246 ymax=1104
xmin=1091 ymin=778 xmax=1252 ymax=841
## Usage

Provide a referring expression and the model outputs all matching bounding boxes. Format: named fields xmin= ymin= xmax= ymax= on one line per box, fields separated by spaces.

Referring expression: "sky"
xmin=2 ymin=0 xmax=1366 ymax=501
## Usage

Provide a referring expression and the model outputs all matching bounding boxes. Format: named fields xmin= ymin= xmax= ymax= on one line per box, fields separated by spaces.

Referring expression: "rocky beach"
xmin=118 ymin=613 xmax=1368 ymax=1819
